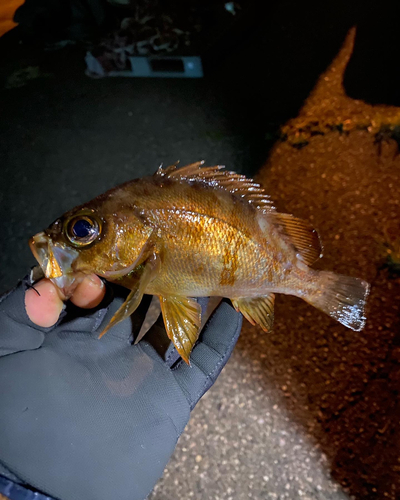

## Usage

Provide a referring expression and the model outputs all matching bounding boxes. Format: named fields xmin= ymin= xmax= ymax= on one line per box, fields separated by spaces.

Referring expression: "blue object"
xmin=0 ymin=476 xmax=56 ymax=500
xmin=128 ymin=56 xmax=203 ymax=78
xmin=0 ymin=278 xmax=241 ymax=500
xmin=85 ymin=52 xmax=203 ymax=78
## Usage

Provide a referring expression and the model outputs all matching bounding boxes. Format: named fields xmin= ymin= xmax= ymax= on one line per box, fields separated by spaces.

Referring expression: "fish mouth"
xmin=29 ymin=232 xmax=81 ymax=297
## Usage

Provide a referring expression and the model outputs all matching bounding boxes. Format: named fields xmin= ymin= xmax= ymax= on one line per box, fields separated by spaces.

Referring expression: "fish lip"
xmin=29 ymin=232 xmax=81 ymax=297
xmin=29 ymin=233 xmax=47 ymax=269
xmin=29 ymin=232 xmax=60 ymax=278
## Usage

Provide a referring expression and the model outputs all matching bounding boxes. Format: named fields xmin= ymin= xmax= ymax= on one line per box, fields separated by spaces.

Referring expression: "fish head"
xmin=29 ymin=199 xmax=154 ymax=297
xmin=29 ymin=208 xmax=103 ymax=297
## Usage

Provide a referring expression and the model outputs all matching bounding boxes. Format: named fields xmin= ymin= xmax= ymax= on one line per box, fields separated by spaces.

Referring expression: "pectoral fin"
xmin=232 ymin=293 xmax=275 ymax=332
xmin=159 ymin=296 xmax=202 ymax=364
xmin=98 ymin=254 xmax=159 ymax=339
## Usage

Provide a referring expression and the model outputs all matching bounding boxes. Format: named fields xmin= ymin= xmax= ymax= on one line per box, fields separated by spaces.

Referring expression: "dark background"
xmin=1 ymin=1 xmax=400 ymax=499
xmin=2 ymin=0 xmax=400 ymax=291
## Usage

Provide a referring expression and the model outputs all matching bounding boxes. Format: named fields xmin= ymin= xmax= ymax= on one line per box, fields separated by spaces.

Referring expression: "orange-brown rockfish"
xmin=29 ymin=162 xmax=370 ymax=363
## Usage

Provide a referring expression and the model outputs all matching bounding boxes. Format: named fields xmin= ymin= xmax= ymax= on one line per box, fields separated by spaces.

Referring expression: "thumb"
xmin=25 ymin=275 xmax=106 ymax=328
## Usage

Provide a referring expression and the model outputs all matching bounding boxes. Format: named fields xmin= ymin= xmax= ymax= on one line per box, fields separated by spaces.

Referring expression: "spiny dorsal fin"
xmin=269 ymin=213 xmax=323 ymax=266
xmin=156 ymin=161 xmax=275 ymax=212
xmin=159 ymin=295 xmax=201 ymax=364
xmin=232 ymin=293 xmax=275 ymax=332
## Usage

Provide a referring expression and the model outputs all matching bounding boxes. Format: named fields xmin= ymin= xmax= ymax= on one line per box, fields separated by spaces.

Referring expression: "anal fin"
xmin=159 ymin=296 xmax=201 ymax=364
xmin=232 ymin=293 xmax=275 ymax=332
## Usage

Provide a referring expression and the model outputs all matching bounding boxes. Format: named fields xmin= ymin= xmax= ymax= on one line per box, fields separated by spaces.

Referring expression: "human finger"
xmin=69 ymin=274 xmax=106 ymax=309
xmin=24 ymin=279 xmax=64 ymax=327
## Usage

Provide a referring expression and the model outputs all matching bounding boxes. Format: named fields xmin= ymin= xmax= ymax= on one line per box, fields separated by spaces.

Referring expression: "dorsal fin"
xmin=155 ymin=161 xmax=276 ymax=212
xmin=269 ymin=213 xmax=323 ymax=266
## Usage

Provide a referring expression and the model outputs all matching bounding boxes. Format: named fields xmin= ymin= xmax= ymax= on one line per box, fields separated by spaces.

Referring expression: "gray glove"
xmin=0 ymin=277 xmax=242 ymax=500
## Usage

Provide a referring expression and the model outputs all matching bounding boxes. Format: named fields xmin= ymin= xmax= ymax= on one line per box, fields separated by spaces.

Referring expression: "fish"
xmin=29 ymin=161 xmax=370 ymax=363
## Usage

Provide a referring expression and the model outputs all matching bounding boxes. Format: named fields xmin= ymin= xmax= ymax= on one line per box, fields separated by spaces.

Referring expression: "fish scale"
xmin=29 ymin=162 xmax=370 ymax=363
xmin=144 ymin=209 xmax=264 ymax=297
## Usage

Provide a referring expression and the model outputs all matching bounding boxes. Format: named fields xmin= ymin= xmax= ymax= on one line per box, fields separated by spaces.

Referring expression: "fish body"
xmin=29 ymin=162 xmax=370 ymax=363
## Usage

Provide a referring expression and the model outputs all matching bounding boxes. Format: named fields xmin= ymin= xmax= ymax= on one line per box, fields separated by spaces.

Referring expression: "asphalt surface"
xmin=1 ymin=5 xmax=400 ymax=499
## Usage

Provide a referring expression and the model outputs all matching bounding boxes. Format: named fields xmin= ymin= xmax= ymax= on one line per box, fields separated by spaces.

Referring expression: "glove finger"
xmin=0 ymin=276 xmax=51 ymax=356
xmin=173 ymin=300 xmax=242 ymax=410
xmin=0 ymin=275 xmax=55 ymax=332
xmin=61 ymin=284 xmax=152 ymax=343
xmin=143 ymin=312 xmax=172 ymax=358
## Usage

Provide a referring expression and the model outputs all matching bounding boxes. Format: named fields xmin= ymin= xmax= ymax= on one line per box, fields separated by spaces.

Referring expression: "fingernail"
xmin=85 ymin=274 xmax=104 ymax=288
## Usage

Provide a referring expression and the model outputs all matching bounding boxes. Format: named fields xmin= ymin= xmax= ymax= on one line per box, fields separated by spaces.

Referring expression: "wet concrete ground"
xmin=1 ymin=9 xmax=400 ymax=500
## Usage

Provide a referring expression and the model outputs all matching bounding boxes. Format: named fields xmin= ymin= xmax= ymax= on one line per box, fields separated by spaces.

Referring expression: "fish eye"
xmin=66 ymin=216 xmax=100 ymax=246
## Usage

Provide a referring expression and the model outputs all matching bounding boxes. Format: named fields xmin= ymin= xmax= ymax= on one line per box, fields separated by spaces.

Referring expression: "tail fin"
xmin=306 ymin=271 xmax=370 ymax=331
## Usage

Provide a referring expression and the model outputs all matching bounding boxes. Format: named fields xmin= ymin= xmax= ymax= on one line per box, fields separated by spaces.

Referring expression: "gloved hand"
xmin=0 ymin=274 xmax=242 ymax=500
